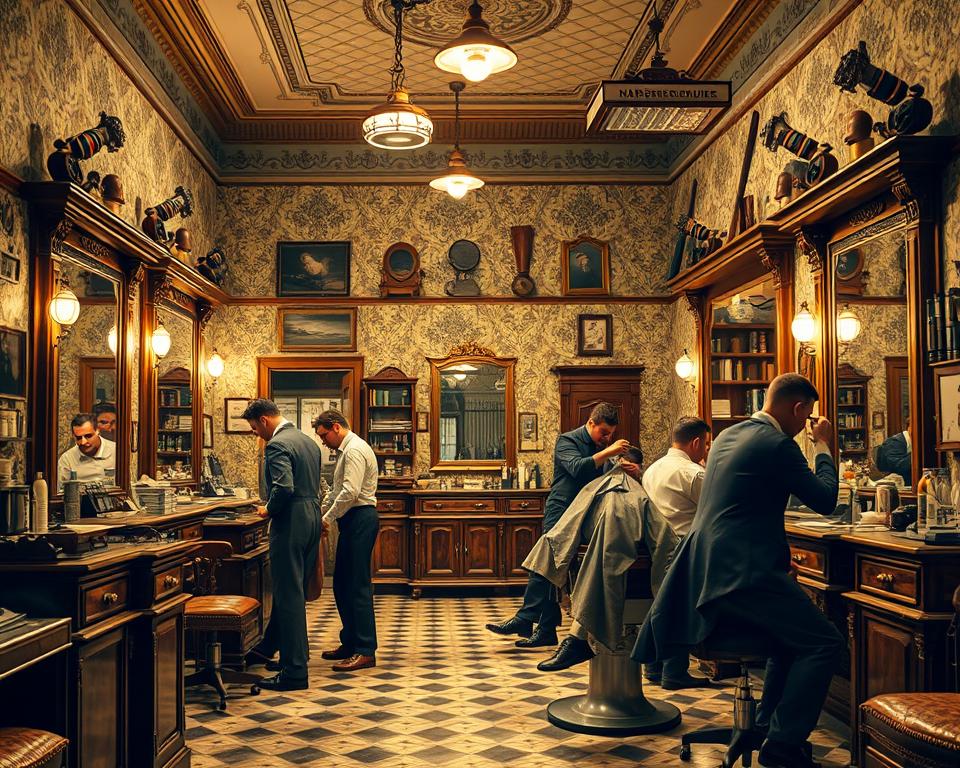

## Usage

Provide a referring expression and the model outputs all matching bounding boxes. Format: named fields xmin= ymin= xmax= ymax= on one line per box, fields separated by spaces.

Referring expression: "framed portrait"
xmin=0 ymin=326 xmax=26 ymax=399
xmin=278 ymin=307 xmax=357 ymax=352
xmin=518 ymin=412 xmax=538 ymax=451
xmin=276 ymin=241 xmax=351 ymax=297
xmin=416 ymin=411 xmax=429 ymax=432
xmin=561 ymin=236 xmax=610 ymax=296
xmin=934 ymin=364 xmax=960 ymax=450
xmin=576 ymin=314 xmax=612 ymax=357
xmin=871 ymin=410 xmax=885 ymax=430
xmin=202 ymin=414 xmax=213 ymax=449
xmin=0 ymin=249 xmax=20 ymax=284
xmin=224 ymin=398 xmax=252 ymax=434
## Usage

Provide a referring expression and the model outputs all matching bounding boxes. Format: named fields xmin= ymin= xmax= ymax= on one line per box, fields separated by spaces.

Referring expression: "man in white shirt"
xmin=640 ymin=416 xmax=711 ymax=689
xmin=57 ymin=413 xmax=117 ymax=492
xmin=313 ymin=409 xmax=380 ymax=672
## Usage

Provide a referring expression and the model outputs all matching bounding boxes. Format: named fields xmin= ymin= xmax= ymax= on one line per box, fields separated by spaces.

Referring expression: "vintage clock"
xmin=380 ymin=242 xmax=423 ymax=297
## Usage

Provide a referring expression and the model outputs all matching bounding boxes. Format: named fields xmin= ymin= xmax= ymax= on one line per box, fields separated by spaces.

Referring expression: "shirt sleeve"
xmin=779 ymin=437 xmax=838 ymax=517
xmin=57 ymin=453 xmax=70 ymax=493
xmin=686 ymin=466 xmax=706 ymax=506
xmin=323 ymin=449 xmax=366 ymax=525
xmin=556 ymin=433 xmax=598 ymax=483
xmin=264 ymin=442 xmax=294 ymax=518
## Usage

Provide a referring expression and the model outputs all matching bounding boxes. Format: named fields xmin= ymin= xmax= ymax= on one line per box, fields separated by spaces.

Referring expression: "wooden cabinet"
xmin=505 ymin=521 xmax=541 ymax=578
xmin=420 ymin=522 xmax=460 ymax=578
xmin=462 ymin=523 xmax=498 ymax=578
xmin=362 ymin=367 xmax=417 ymax=488
xmin=372 ymin=519 xmax=408 ymax=581
xmin=76 ymin=627 xmax=129 ymax=768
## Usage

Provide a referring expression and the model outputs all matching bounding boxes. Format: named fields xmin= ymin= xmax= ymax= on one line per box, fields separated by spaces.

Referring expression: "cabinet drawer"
xmin=154 ymin=563 xmax=184 ymax=602
xmin=180 ymin=522 xmax=203 ymax=540
xmin=419 ymin=498 xmax=496 ymax=513
xmin=82 ymin=575 xmax=129 ymax=625
xmin=377 ymin=499 xmax=405 ymax=513
xmin=858 ymin=556 xmax=919 ymax=606
xmin=508 ymin=498 xmax=543 ymax=513
xmin=789 ymin=544 xmax=826 ymax=579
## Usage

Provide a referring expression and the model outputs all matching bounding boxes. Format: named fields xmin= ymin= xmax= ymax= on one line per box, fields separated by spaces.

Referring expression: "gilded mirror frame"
xmin=428 ymin=343 xmax=516 ymax=472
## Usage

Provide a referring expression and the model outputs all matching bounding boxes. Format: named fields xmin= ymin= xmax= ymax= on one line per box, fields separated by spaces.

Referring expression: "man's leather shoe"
xmin=537 ymin=636 xmax=594 ymax=671
xmin=661 ymin=673 xmax=711 ymax=690
xmin=258 ymin=673 xmax=308 ymax=692
xmin=758 ymin=738 xmax=820 ymax=768
xmin=485 ymin=616 xmax=533 ymax=638
xmin=332 ymin=654 xmax=376 ymax=672
xmin=321 ymin=645 xmax=354 ymax=661
xmin=516 ymin=626 xmax=558 ymax=648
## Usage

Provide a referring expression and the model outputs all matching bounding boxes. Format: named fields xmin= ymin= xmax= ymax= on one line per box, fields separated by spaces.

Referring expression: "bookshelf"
xmin=837 ymin=363 xmax=870 ymax=460
xmin=157 ymin=367 xmax=193 ymax=480
xmin=362 ymin=366 xmax=417 ymax=488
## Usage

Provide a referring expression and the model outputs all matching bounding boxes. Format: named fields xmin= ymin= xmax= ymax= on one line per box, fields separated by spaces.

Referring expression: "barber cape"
xmin=522 ymin=467 xmax=679 ymax=651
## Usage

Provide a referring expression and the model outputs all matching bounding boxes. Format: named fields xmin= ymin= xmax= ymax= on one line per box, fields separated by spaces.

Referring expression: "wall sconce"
xmin=837 ymin=304 xmax=862 ymax=344
xmin=151 ymin=321 xmax=171 ymax=366
xmin=206 ymin=349 xmax=224 ymax=384
xmin=107 ymin=325 xmax=118 ymax=355
xmin=675 ymin=349 xmax=696 ymax=392
xmin=48 ymin=278 xmax=81 ymax=347
xmin=791 ymin=300 xmax=817 ymax=354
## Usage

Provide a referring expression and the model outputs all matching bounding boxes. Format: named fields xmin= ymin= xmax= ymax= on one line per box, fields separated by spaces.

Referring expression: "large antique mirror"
xmin=155 ymin=303 xmax=197 ymax=483
xmin=828 ymin=220 xmax=911 ymax=487
xmin=429 ymin=344 xmax=516 ymax=471
xmin=54 ymin=256 xmax=122 ymax=494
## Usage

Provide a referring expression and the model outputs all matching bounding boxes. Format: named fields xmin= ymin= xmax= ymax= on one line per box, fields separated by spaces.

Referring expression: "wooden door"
xmin=372 ymin=520 xmax=408 ymax=579
xmin=76 ymin=628 xmax=128 ymax=768
xmin=153 ymin=609 xmax=187 ymax=768
xmin=462 ymin=522 xmax=498 ymax=578
xmin=420 ymin=522 xmax=459 ymax=579
xmin=552 ymin=366 xmax=644 ymax=445
xmin=884 ymin=357 xmax=909 ymax=436
xmin=505 ymin=521 xmax=541 ymax=577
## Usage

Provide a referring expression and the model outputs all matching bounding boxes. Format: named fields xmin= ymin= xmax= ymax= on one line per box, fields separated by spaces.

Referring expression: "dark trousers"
xmin=515 ymin=572 xmax=561 ymax=630
xmin=333 ymin=505 xmax=379 ymax=656
xmin=714 ymin=576 xmax=844 ymax=746
xmin=260 ymin=508 xmax=320 ymax=681
xmin=643 ymin=654 xmax=691 ymax=682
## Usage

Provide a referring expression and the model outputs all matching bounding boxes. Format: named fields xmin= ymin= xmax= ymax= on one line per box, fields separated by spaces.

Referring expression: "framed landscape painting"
xmin=276 ymin=241 xmax=351 ymax=297
xmin=278 ymin=308 xmax=357 ymax=352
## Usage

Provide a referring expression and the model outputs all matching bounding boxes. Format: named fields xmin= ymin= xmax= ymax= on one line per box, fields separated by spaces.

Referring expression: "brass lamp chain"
xmin=389 ymin=0 xmax=430 ymax=92
xmin=454 ymin=85 xmax=461 ymax=150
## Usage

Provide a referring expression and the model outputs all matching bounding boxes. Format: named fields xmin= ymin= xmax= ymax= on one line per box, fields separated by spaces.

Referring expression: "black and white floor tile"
xmin=185 ymin=594 xmax=850 ymax=767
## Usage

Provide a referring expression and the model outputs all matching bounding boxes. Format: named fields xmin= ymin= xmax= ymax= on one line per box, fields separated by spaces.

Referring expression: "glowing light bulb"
xmin=453 ymin=373 xmax=467 ymax=381
xmin=48 ymin=287 xmax=80 ymax=326
xmin=837 ymin=306 xmax=862 ymax=343
xmin=108 ymin=325 xmax=117 ymax=355
xmin=448 ymin=180 xmax=470 ymax=199
xmin=206 ymin=350 xmax=224 ymax=380
xmin=791 ymin=302 xmax=816 ymax=344
xmin=152 ymin=323 xmax=171 ymax=359
xmin=675 ymin=350 xmax=695 ymax=380
xmin=461 ymin=50 xmax=492 ymax=82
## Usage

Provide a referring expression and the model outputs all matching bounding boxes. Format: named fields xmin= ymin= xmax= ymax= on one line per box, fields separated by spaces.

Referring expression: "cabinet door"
xmin=373 ymin=520 xmax=408 ymax=579
xmin=505 ymin=521 xmax=541 ymax=578
xmin=421 ymin=523 xmax=459 ymax=579
xmin=860 ymin=611 xmax=920 ymax=701
xmin=154 ymin=610 xmax=186 ymax=768
xmin=462 ymin=523 xmax=498 ymax=578
xmin=76 ymin=628 xmax=127 ymax=768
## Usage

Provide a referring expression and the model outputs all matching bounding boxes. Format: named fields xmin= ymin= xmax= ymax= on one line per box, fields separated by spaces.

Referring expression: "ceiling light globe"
xmin=152 ymin=323 xmax=171 ymax=359
xmin=791 ymin=303 xmax=817 ymax=344
xmin=675 ymin=351 xmax=695 ymax=380
xmin=837 ymin=307 xmax=862 ymax=343
xmin=434 ymin=3 xmax=517 ymax=80
xmin=108 ymin=325 xmax=118 ymax=355
xmin=430 ymin=148 xmax=484 ymax=199
xmin=48 ymin=287 xmax=81 ymax=326
xmin=461 ymin=50 xmax=493 ymax=82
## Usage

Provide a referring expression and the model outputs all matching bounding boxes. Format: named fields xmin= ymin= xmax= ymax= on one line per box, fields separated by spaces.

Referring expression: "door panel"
xmin=373 ymin=521 xmax=408 ymax=579
xmin=421 ymin=523 xmax=459 ymax=578
xmin=462 ymin=523 xmax=498 ymax=578
xmin=555 ymin=367 xmax=643 ymax=446
xmin=505 ymin=522 xmax=541 ymax=578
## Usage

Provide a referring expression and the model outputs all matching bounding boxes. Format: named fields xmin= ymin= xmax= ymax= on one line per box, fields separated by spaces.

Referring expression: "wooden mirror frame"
xmin=428 ymin=343 xmax=516 ymax=472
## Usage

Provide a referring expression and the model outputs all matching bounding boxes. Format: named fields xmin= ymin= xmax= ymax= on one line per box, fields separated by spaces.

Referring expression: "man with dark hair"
xmin=245 ymin=398 xmax=321 ymax=691
xmin=93 ymin=402 xmax=118 ymax=442
xmin=874 ymin=417 xmax=911 ymax=485
xmin=486 ymin=402 xmax=630 ymax=647
xmin=313 ymin=409 xmax=380 ymax=672
xmin=57 ymin=412 xmax=116 ymax=492
xmin=634 ymin=374 xmax=841 ymax=768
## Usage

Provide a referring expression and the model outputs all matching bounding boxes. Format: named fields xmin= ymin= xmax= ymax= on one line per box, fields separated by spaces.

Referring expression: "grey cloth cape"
xmin=632 ymin=417 xmax=838 ymax=663
xmin=522 ymin=467 xmax=679 ymax=651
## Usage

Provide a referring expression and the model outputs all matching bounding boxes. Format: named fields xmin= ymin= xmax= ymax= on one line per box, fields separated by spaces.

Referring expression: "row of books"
xmin=161 ymin=414 xmax=192 ymax=430
xmin=160 ymin=387 xmax=192 ymax=407
xmin=158 ymin=433 xmax=191 ymax=452
xmin=134 ymin=483 xmax=176 ymax=515
xmin=371 ymin=434 xmax=412 ymax=452
xmin=839 ymin=413 xmax=864 ymax=428
xmin=380 ymin=458 xmax=412 ymax=477
xmin=711 ymin=359 xmax=775 ymax=381
xmin=369 ymin=420 xmax=413 ymax=431
xmin=710 ymin=330 xmax=770 ymax=354
xmin=369 ymin=388 xmax=409 ymax=406
xmin=838 ymin=390 xmax=863 ymax=406
xmin=926 ymin=291 xmax=960 ymax=362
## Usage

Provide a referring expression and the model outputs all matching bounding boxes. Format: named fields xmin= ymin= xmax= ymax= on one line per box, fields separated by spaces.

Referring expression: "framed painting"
xmin=224 ymin=398 xmax=252 ymax=434
xmin=202 ymin=413 xmax=213 ymax=449
xmin=561 ymin=236 xmax=610 ymax=296
xmin=518 ymin=412 xmax=538 ymax=451
xmin=0 ymin=249 xmax=20 ymax=284
xmin=934 ymin=364 xmax=960 ymax=450
xmin=276 ymin=241 xmax=351 ymax=297
xmin=416 ymin=411 xmax=429 ymax=432
xmin=278 ymin=308 xmax=357 ymax=352
xmin=577 ymin=314 xmax=613 ymax=357
xmin=0 ymin=326 xmax=26 ymax=399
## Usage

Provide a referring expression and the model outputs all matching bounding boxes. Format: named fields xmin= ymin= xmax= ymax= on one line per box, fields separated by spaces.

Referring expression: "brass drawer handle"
xmin=474 ymin=503 xmax=485 ymax=509
xmin=385 ymin=502 xmax=395 ymax=509
xmin=463 ymin=547 xmax=469 ymax=557
xmin=792 ymin=553 xmax=805 ymax=564
xmin=875 ymin=572 xmax=896 ymax=588
xmin=433 ymin=503 xmax=443 ymax=509
xmin=102 ymin=592 xmax=119 ymax=606
xmin=163 ymin=575 xmax=180 ymax=588
xmin=519 ymin=501 xmax=530 ymax=509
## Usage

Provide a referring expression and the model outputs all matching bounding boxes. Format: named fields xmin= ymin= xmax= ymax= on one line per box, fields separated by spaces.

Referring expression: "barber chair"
xmin=678 ymin=622 xmax=777 ymax=766
xmin=184 ymin=541 xmax=263 ymax=710
xmin=0 ymin=728 xmax=67 ymax=768
xmin=546 ymin=546 xmax=682 ymax=735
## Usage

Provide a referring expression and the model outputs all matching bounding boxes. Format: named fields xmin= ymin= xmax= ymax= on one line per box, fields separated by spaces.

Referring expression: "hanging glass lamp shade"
xmin=152 ymin=323 xmax=171 ymax=359
xmin=430 ymin=149 xmax=484 ymax=199
xmin=206 ymin=350 xmax=225 ymax=380
xmin=837 ymin=305 xmax=862 ymax=343
xmin=108 ymin=325 xmax=118 ymax=355
xmin=363 ymin=88 xmax=434 ymax=150
xmin=791 ymin=301 xmax=816 ymax=344
xmin=434 ymin=2 xmax=517 ymax=83
xmin=674 ymin=349 xmax=695 ymax=380
xmin=48 ymin=286 xmax=81 ymax=326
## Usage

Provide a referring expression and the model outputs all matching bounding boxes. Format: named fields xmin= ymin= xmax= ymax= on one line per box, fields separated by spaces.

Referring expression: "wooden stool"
xmin=860 ymin=693 xmax=960 ymax=768
xmin=547 ymin=548 xmax=682 ymax=735
xmin=0 ymin=728 xmax=68 ymax=768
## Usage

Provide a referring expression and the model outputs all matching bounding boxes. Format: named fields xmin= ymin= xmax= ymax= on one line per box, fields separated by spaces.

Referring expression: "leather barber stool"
xmin=678 ymin=621 xmax=776 ymax=766
xmin=185 ymin=541 xmax=263 ymax=710
xmin=547 ymin=546 xmax=682 ymax=736
xmin=0 ymin=728 xmax=68 ymax=768
xmin=860 ymin=692 xmax=960 ymax=768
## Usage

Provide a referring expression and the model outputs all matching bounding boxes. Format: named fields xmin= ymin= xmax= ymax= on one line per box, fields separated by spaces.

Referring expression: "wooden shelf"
xmin=711 ymin=352 xmax=774 ymax=358
xmin=159 ymin=405 xmax=192 ymax=410
xmin=368 ymin=428 xmax=413 ymax=433
xmin=711 ymin=415 xmax=750 ymax=421
xmin=369 ymin=404 xmax=412 ymax=409
xmin=158 ymin=451 xmax=191 ymax=457
xmin=374 ymin=451 xmax=413 ymax=456
xmin=839 ymin=427 xmax=865 ymax=432
xmin=712 ymin=323 xmax=776 ymax=330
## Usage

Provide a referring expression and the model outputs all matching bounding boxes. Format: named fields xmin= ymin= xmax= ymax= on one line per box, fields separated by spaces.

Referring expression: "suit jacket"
xmin=875 ymin=432 xmax=911 ymax=485
xmin=264 ymin=423 xmax=322 ymax=534
xmin=544 ymin=425 xmax=605 ymax=528
xmin=632 ymin=416 xmax=838 ymax=662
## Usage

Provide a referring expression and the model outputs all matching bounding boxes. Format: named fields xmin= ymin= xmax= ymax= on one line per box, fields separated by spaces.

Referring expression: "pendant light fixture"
xmin=363 ymin=0 xmax=434 ymax=150
xmin=435 ymin=1 xmax=517 ymax=83
xmin=430 ymin=81 xmax=484 ymax=199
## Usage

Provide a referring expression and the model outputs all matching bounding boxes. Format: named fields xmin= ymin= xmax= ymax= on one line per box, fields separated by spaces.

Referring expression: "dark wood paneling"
xmin=372 ymin=520 xmax=408 ymax=580
xmin=505 ymin=521 xmax=541 ymax=578
xmin=420 ymin=523 xmax=459 ymax=578
xmin=461 ymin=523 xmax=498 ymax=578
xmin=77 ymin=628 xmax=127 ymax=768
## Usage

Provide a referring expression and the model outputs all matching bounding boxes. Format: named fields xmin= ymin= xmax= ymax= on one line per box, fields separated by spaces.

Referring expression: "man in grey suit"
xmin=244 ymin=398 xmax=321 ymax=691
xmin=634 ymin=374 xmax=841 ymax=768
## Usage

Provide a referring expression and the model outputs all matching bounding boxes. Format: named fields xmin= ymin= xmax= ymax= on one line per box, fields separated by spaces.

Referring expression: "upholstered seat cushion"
xmin=0 ymin=727 xmax=68 ymax=768
xmin=185 ymin=595 xmax=259 ymax=618
xmin=862 ymin=693 xmax=960 ymax=752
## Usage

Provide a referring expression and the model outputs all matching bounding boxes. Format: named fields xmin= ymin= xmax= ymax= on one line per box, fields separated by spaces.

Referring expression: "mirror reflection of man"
xmin=93 ymin=402 xmax=118 ymax=442
xmin=57 ymin=413 xmax=117 ymax=492
xmin=874 ymin=417 xmax=911 ymax=485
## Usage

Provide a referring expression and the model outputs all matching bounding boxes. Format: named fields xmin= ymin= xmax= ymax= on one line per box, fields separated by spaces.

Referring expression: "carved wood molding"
xmin=152 ymin=275 xmax=174 ymax=306
xmin=683 ymin=291 xmax=705 ymax=327
xmin=369 ymin=366 xmax=411 ymax=381
xmin=197 ymin=301 xmax=216 ymax=331
xmin=77 ymin=234 xmax=114 ymax=262
xmin=448 ymin=341 xmax=497 ymax=358
xmin=126 ymin=263 xmax=145 ymax=320
xmin=848 ymin=198 xmax=886 ymax=228
xmin=797 ymin=227 xmax=828 ymax=275
xmin=51 ymin=219 xmax=73 ymax=253
xmin=913 ymin=632 xmax=925 ymax=662
xmin=758 ymin=246 xmax=793 ymax=288
xmin=890 ymin=170 xmax=926 ymax=224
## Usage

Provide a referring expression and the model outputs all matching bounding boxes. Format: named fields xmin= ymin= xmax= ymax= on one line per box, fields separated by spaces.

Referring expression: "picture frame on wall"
xmin=933 ymin=364 xmax=960 ymax=450
xmin=518 ymin=412 xmax=538 ymax=451
xmin=576 ymin=314 xmax=613 ymax=357
xmin=0 ymin=249 xmax=20 ymax=284
xmin=0 ymin=326 xmax=26 ymax=399
xmin=416 ymin=411 xmax=429 ymax=432
xmin=278 ymin=307 xmax=357 ymax=352
xmin=561 ymin=236 xmax=610 ymax=296
xmin=0 ymin=407 xmax=20 ymax=438
xmin=276 ymin=241 xmax=351 ymax=297
xmin=202 ymin=414 xmax=213 ymax=449
xmin=224 ymin=398 xmax=252 ymax=434
xmin=871 ymin=410 xmax=885 ymax=430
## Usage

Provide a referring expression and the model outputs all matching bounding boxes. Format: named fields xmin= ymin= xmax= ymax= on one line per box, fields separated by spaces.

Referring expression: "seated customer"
xmin=633 ymin=374 xmax=841 ymax=768
xmin=874 ymin=418 xmax=911 ymax=485
xmin=57 ymin=413 xmax=117 ymax=492
xmin=93 ymin=402 xmax=118 ymax=442
xmin=525 ymin=446 xmax=680 ymax=672
xmin=640 ymin=416 xmax=711 ymax=689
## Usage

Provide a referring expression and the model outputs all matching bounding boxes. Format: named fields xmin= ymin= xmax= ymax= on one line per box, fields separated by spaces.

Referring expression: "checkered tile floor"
xmin=186 ymin=594 xmax=850 ymax=767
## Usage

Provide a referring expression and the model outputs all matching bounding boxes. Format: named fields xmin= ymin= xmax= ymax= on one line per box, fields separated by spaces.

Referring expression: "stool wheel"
xmin=679 ymin=744 xmax=691 ymax=761
xmin=251 ymin=685 xmax=261 ymax=695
